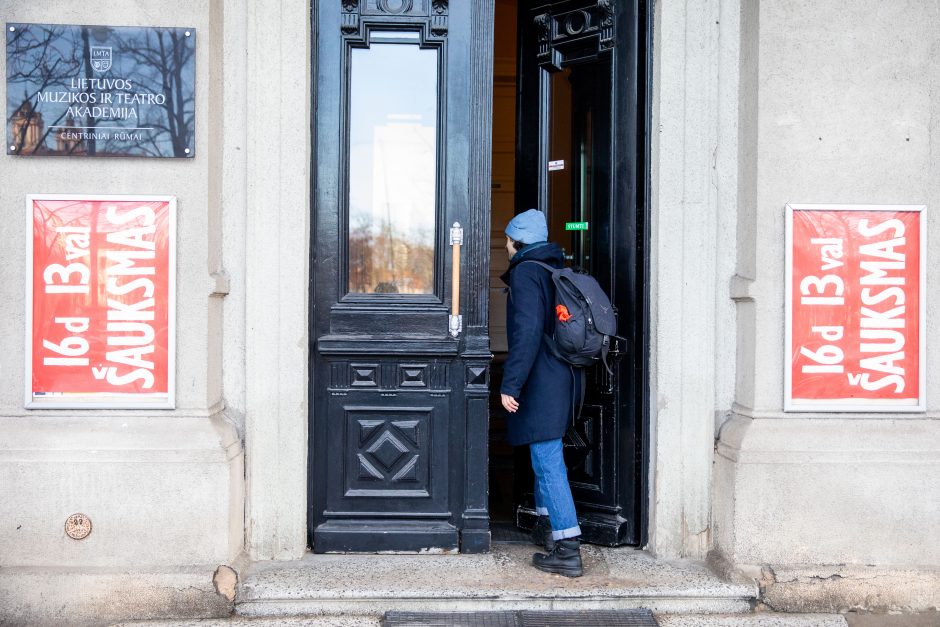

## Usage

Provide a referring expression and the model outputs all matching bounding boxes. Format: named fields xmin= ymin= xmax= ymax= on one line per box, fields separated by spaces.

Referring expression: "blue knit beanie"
xmin=505 ymin=209 xmax=548 ymax=244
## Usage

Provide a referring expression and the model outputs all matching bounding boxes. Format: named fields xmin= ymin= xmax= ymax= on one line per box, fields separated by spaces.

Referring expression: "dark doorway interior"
xmin=488 ymin=0 xmax=649 ymax=547
xmin=488 ymin=0 xmax=522 ymax=533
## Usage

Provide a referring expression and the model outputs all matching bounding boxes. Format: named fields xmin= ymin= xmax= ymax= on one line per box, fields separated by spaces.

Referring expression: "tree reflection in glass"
xmin=6 ymin=24 xmax=194 ymax=158
xmin=348 ymin=39 xmax=437 ymax=295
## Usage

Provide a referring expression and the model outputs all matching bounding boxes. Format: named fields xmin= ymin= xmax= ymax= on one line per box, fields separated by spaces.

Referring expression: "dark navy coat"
xmin=499 ymin=242 xmax=580 ymax=446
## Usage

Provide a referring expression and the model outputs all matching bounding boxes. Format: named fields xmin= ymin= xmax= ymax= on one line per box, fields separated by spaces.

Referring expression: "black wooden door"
xmin=515 ymin=0 xmax=648 ymax=546
xmin=309 ymin=1 xmax=493 ymax=553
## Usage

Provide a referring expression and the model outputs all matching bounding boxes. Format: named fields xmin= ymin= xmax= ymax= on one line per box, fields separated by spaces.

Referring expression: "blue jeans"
xmin=530 ymin=438 xmax=581 ymax=541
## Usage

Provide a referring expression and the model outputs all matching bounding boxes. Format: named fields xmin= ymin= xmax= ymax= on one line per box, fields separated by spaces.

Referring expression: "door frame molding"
xmin=241 ymin=0 xmax=728 ymax=561
xmin=243 ymin=0 xmax=312 ymax=560
xmin=647 ymin=0 xmax=735 ymax=558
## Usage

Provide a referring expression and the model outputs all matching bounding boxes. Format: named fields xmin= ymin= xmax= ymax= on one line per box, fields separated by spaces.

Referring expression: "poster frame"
xmin=25 ymin=193 xmax=176 ymax=409
xmin=784 ymin=203 xmax=926 ymax=413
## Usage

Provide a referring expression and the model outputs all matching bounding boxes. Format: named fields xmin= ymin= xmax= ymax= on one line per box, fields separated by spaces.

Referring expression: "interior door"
xmin=515 ymin=0 xmax=646 ymax=546
xmin=309 ymin=1 xmax=493 ymax=554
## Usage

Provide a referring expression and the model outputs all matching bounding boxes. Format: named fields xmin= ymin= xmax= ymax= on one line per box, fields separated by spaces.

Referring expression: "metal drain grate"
xmin=384 ymin=609 xmax=659 ymax=627
xmin=384 ymin=612 xmax=518 ymax=627
xmin=522 ymin=610 xmax=659 ymax=626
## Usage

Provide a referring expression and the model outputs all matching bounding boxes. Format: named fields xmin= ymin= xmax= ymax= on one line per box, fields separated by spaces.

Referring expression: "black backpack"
xmin=522 ymin=260 xmax=618 ymax=373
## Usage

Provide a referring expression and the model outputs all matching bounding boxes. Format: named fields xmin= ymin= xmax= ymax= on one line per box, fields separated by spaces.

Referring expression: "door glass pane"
xmin=348 ymin=39 xmax=438 ymax=295
xmin=548 ymin=67 xmax=576 ymax=265
xmin=547 ymin=61 xmax=610 ymax=275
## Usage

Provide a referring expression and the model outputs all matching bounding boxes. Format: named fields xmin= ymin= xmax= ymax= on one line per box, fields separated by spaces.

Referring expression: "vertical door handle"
xmin=449 ymin=222 xmax=463 ymax=337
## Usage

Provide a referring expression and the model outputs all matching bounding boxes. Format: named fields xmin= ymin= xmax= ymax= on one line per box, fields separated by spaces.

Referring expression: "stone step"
xmin=236 ymin=545 xmax=756 ymax=618
xmin=114 ymin=612 xmax=850 ymax=626
xmin=656 ymin=614 xmax=849 ymax=627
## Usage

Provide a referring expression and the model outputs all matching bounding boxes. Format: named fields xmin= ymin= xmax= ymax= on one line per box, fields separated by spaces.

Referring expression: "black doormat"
xmin=490 ymin=521 xmax=532 ymax=544
xmin=383 ymin=609 xmax=660 ymax=626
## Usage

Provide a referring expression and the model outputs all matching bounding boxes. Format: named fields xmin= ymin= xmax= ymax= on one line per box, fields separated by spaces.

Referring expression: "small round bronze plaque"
xmin=65 ymin=513 xmax=92 ymax=540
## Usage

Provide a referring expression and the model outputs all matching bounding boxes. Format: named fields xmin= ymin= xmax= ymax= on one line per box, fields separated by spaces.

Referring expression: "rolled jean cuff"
xmin=551 ymin=525 xmax=581 ymax=541
xmin=535 ymin=507 xmax=549 ymax=516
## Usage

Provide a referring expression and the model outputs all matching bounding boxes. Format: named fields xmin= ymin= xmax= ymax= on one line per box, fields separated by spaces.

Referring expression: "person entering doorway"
xmin=499 ymin=208 xmax=584 ymax=577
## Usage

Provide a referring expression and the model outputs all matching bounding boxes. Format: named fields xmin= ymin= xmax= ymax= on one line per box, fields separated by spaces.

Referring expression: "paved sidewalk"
xmin=844 ymin=612 xmax=940 ymax=627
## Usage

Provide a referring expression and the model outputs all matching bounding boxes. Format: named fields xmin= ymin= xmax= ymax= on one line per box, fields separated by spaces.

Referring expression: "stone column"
xmin=243 ymin=0 xmax=311 ymax=560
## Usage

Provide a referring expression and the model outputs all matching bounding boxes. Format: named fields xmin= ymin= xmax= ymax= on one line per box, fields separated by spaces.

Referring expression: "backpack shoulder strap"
xmin=519 ymin=260 xmax=557 ymax=273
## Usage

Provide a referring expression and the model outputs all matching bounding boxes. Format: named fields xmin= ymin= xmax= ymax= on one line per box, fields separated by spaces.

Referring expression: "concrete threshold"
xmin=236 ymin=544 xmax=757 ymax=618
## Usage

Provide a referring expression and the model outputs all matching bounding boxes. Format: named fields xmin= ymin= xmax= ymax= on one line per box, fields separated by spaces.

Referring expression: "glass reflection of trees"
xmin=347 ymin=40 xmax=438 ymax=295
xmin=6 ymin=24 xmax=194 ymax=157
xmin=110 ymin=28 xmax=195 ymax=157
xmin=7 ymin=24 xmax=80 ymax=154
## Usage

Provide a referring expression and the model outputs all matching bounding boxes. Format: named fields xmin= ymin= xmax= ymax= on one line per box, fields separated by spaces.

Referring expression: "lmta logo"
xmin=90 ymin=46 xmax=112 ymax=72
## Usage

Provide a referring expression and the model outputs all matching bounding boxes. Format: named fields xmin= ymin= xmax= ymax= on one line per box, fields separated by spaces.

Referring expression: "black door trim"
xmin=636 ymin=0 xmax=652 ymax=550
xmin=307 ymin=0 xmax=495 ymax=554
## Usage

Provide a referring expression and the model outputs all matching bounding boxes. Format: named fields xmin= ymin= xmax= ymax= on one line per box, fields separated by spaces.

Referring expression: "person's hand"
xmin=501 ymin=394 xmax=519 ymax=413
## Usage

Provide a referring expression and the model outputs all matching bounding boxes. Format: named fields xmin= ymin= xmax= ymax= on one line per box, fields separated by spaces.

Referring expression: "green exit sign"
xmin=565 ymin=221 xmax=589 ymax=231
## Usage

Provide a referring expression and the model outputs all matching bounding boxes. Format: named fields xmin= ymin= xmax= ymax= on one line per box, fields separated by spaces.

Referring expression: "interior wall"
xmin=489 ymin=0 xmax=518 ymax=353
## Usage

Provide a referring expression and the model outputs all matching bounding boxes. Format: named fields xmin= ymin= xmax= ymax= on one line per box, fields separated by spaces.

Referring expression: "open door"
xmin=514 ymin=0 xmax=647 ymax=546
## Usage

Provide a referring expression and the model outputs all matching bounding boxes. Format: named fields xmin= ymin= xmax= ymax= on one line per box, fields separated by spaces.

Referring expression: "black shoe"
xmin=532 ymin=538 xmax=583 ymax=577
xmin=530 ymin=515 xmax=556 ymax=552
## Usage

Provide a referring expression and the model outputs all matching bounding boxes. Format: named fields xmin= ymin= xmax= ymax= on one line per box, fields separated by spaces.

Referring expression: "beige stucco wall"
xmin=0 ymin=0 xmax=724 ymax=578
xmin=714 ymin=0 xmax=940 ymax=594
xmin=0 ymin=0 xmax=243 ymax=587
xmin=0 ymin=0 xmax=937 ymax=620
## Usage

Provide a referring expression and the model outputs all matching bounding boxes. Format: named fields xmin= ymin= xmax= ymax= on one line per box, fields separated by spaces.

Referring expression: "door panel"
xmin=515 ymin=0 xmax=645 ymax=546
xmin=310 ymin=1 xmax=494 ymax=554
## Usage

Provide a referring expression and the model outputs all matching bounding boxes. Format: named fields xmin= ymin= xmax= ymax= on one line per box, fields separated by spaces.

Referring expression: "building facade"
xmin=1 ymin=0 xmax=938 ymax=621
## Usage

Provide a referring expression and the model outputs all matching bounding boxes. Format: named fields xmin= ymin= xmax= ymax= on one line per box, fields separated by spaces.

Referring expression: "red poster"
xmin=786 ymin=204 xmax=925 ymax=411
xmin=27 ymin=195 xmax=175 ymax=408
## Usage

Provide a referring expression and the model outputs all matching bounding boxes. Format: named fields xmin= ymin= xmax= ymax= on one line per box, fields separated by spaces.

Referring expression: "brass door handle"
xmin=449 ymin=222 xmax=463 ymax=338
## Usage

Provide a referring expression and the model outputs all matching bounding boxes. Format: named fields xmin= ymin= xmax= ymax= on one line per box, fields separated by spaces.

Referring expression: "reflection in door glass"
xmin=348 ymin=41 xmax=437 ymax=294
xmin=547 ymin=62 xmax=609 ymax=276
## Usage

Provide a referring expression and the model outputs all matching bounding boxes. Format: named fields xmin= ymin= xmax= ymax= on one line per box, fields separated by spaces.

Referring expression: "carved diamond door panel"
xmin=315 ymin=355 xmax=463 ymax=552
xmin=348 ymin=410 xmax=430 ymax=495
xmin=325 ymin=391 xmax=449 ymax=512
